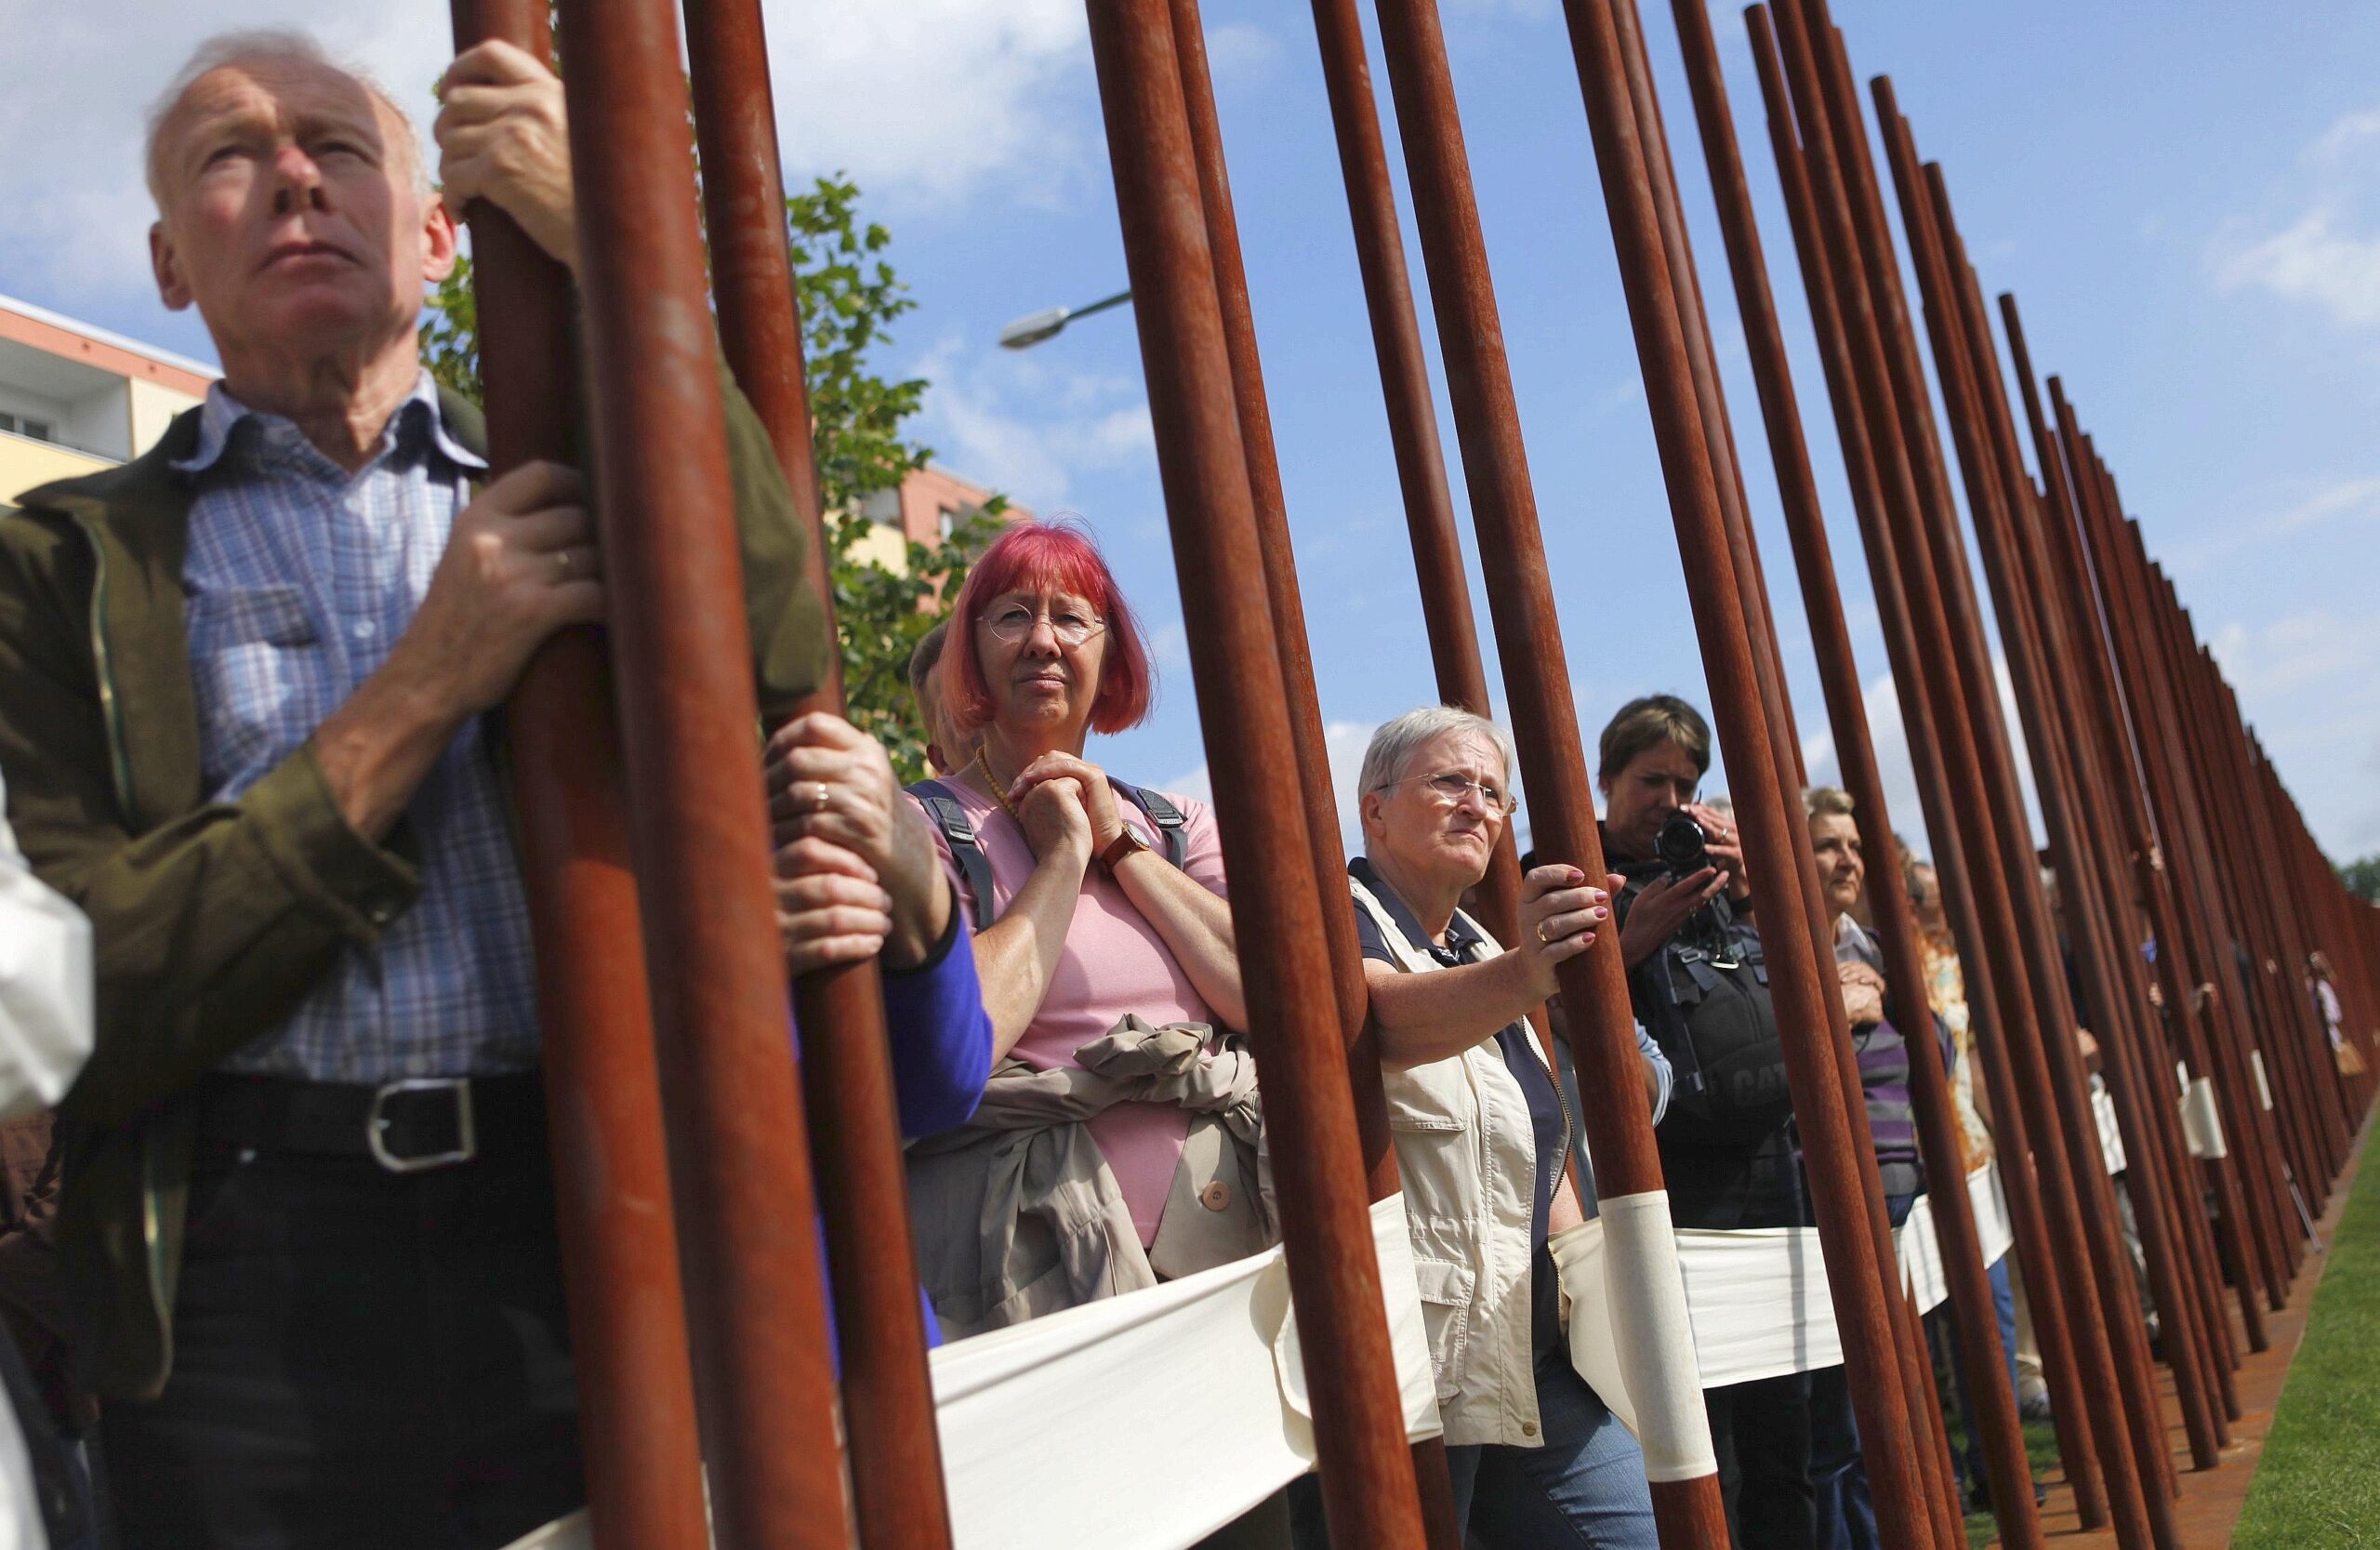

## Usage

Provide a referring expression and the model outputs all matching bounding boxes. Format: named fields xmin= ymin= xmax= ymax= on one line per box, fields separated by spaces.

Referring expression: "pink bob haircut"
xmin=945 ymin=518 xmax=1156 ymax=735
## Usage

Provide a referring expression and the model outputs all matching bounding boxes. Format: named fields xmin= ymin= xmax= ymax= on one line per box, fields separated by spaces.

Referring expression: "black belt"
xmin=195 ymin=1072 xmax=546 ymax=1173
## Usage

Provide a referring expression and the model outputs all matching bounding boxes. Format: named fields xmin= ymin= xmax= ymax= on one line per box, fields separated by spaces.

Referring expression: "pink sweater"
xmin=913 ymin=780 xmax=1231 ymax=1246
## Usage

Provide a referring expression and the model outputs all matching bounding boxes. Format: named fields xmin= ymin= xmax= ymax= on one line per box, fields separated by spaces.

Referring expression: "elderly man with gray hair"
xmin=0 ymin=29 xmax=828 ymax=1547
xmin=1316 ymin=706 xmax=1671 ymax=1547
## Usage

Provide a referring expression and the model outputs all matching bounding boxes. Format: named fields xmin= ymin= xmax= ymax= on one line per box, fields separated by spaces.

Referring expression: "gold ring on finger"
xmin=554 ymin=550 xmax=572 ymax=576
xmin=1536 ymin=921 xmax=1553 ymax=945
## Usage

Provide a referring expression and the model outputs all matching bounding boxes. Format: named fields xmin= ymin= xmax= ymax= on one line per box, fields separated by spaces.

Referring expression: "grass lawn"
xmin=2234 ymin=1147 xmax=2380 ymax=1547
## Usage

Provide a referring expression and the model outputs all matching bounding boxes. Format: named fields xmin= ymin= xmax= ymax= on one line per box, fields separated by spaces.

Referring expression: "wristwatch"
xmin=1098 ymin=826 xmax=1153 ymax=873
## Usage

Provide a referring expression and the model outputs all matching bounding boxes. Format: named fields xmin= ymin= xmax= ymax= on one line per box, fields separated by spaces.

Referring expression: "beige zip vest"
xmin=1350 ymin=874 xmax=1553 ymax=1450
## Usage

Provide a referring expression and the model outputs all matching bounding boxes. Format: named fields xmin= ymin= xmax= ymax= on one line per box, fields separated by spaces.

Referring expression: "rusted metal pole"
xmin=1668 ymin=7 xmax=2043 ymax=1538
xmin=1998 ymin=294 xmax=2272 ymax=1358
xmin=1303 ymin=0 xmax=1534 ymax=956
xmin=448 ymin=6 xmax=712 ymax=1548
xmin=2156 ymin=580 xmax=2337 ymax=1201
xmin=1741 ymin=16 xmax=2112 ymax=1529
xmin=1759 ymin=6 xmax=2161 ymax=1540
xmin=1160 ymin=7 xmax=1465 ymax=1541
xmin=1607 ymin=7 xmax=1963 ymax=1538
xmin=552 ymin=2 xmax=854 ymax=1544
xmin=677 ymin=7 xmax=956 ymax=1544
xmin=2178 ymin=613 xmax=2347 ymax=1187
xmin=2098 ymin=443 xmax=2302 ymax=1292
xmin=1789 ymin=8 xmax=2184 ymax=1521
xmin=2054 ymin=404 xmax=2297 ymax=1305
xmin=1367 ymin=1 xmax=1734 ymax=1539
xmin=1880 ymin=122 xmax=2222 ymax=1470
xmin=1555 ymin=2 xmax=1939 ymax=1542
xmin=1085 ymin=2 xmax=1429 ymax=1540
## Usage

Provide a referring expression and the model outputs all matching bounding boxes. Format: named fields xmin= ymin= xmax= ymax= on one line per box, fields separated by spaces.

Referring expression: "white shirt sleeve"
xmin=0 ymin=769 xmax=93 ymax=1119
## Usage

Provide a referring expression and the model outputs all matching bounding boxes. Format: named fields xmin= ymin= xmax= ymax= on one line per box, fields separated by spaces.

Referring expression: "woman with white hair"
xmin=1342 ymin=706 xmax=1670 ymax=1546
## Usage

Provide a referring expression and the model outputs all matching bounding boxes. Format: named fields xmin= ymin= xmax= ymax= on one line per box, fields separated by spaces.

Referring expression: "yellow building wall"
xmin=1 ymin=436 xmax=110 ymax=507
xmin=848 ymin=520 xmax=909 ymax=575
xmin=129 ymin=378 xmax=204 ymax=456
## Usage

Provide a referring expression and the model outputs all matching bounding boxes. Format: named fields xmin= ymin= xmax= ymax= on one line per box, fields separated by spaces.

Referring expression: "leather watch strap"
xmin=1098 ymin=826 xmax=1152 ymax=872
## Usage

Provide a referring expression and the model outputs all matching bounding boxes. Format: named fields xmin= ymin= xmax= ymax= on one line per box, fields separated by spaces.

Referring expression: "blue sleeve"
xmin=880 ymin=903 xmax=995 ymax=1140
xmin=1635 ymin=1018 xmax=1675 ymax=1127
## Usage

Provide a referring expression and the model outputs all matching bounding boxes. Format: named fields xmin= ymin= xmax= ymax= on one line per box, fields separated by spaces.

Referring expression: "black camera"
xmin=1654 ymin=809 xmax=1710 ymax=876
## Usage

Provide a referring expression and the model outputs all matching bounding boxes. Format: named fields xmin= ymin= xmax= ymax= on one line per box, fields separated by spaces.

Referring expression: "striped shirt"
xmin=178 ymin=373 xmax=539 ymax=1082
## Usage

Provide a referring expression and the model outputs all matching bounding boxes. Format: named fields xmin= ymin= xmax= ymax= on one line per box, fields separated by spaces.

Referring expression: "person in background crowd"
xmin=900 ymin=520 xmax=1258 ymax=1330
xmin=1803 ymin=788 xmax=1941 ymax=1550
xmin=1597 ymin=695 xmax=1811 ymax=1550
xmin=0 ymin=32 xmax=833 ymax=1546
xmin=906 ymin=617 xmax=976 ymax=778
xmin=0 ymin=766 xmax=98 ymax=1550
xmin=1331 ymin=707 xmax=1666 ymax=1546
xmin=1906 ymin=855 xmax=2034 ymax=1503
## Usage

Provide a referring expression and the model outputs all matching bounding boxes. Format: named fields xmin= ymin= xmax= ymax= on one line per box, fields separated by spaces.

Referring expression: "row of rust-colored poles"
xmin=1661 ymin=0 xmax=2042 ymax=1536
xmin=1750 ymin=3 xmax=2169 ymax=1542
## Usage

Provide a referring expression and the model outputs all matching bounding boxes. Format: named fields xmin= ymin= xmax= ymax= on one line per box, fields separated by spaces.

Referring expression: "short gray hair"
xmin=1357 ymin=706 xmax=1515 ymax=801
xmin=145 ymin=30 xmax=430 ymax=210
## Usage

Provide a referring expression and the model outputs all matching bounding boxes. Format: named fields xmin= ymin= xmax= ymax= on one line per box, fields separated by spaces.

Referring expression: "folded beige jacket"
xmin=907 ymin=1015 xmax=1275 ymax=1339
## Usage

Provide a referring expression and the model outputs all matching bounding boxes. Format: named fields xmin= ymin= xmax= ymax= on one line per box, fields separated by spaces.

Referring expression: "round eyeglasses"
xmin=1376 ymin=771 xmax=1519 ymax=816
xmin=980 ymin=602 xmax=1107 ymax=647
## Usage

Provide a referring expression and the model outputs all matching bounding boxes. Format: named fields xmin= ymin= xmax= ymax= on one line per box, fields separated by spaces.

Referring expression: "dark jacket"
xmin=1606 ymin=841 xmax=1800 ymax=1231
xmin=0 ymin=378 xmax=826 ymax=1399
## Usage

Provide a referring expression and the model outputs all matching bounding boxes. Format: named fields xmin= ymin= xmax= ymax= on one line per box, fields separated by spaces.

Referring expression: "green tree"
xmin=2338 ymin=854 xmax=2380 ymax=904
xmin=424 ymin=173 xmax=999 ymax=785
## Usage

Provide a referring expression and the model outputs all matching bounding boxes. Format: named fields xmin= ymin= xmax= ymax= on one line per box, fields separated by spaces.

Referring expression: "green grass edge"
xmin=2233 ymin=1135 xmax=2380 ymax=1548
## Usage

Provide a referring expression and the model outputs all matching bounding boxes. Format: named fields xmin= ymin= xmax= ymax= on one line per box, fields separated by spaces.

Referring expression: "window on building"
xmin=23 ymin=418 xmax=51 ymax=443
xmin=0 ymin=413 xmax=52 ymax=442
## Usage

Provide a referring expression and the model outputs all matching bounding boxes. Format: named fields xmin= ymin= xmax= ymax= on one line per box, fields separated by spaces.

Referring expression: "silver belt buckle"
xmin=366 ymin=1077 xmax=478 ymax=1173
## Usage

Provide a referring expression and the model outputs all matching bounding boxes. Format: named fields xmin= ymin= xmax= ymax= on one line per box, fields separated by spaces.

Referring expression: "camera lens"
xmin=1655 ymin=810 xmax=1709 ymax=874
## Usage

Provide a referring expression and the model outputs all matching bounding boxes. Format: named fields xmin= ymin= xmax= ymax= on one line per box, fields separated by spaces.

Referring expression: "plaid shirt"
xmin=178 ymin=373 xmax=538 ymax=1082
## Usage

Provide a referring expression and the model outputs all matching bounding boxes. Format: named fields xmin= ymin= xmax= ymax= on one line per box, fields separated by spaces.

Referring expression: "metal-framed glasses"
xmin=981 ymin=602 xmax=1107 ymax=647
xmin=1378 ymin=771 xmax=1520 ymax=816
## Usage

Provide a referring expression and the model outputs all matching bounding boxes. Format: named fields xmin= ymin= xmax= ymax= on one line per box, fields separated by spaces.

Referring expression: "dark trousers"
xmin=1807 ymin=1191 xmax=1918 ymax=1550
xmin=1708 ymin=1369 xmax=1816 ymax=1550
xmin=105 ymin=1138 xmax=582 ymax=1549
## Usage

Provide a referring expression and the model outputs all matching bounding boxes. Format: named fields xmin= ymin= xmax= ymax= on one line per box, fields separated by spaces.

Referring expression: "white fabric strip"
xmin=1553 ymin=1189 xmax=1717 ymax=1482
xmin=2181 ymin=1077 xmax=2228 ymax=1159
xmin=502 ymin=1193 xmax=1438 ymax=1550
xmin=2251 ymin=1049 xmax=2275 ymax=1112
xmin=2094 ymin=1082 xmax=2127 ymax=1175
xmin=0 ymin=776 xmax=94 ymax=1120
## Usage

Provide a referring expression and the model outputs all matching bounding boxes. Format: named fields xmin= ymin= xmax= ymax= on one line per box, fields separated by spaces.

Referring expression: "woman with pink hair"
xmin=904 ymin=520 xmax=1257 ymax=1336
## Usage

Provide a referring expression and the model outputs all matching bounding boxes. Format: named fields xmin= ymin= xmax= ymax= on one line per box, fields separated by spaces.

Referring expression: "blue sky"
xmin=7 ymin=0 xmax=2376 ymax=864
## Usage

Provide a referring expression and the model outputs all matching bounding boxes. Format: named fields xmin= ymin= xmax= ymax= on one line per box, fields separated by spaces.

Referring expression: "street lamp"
xmin=998 ymin=288 xmax=1132 ymax=350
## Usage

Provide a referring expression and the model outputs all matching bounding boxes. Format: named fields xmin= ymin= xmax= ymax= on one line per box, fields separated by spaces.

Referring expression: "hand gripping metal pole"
xmin=554 ymin=1 xmax=855 ymax=1543
xmin=448 ymin=5 xmax=710 ymax=1546
xmin=678 ymin=1 xmax=953 ymax=1541
xmin=1085 ymin=2 xmax=1429 ymax=1541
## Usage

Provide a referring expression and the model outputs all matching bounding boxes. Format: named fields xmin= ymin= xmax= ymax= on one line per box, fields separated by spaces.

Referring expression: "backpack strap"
xmin=1110 ymin=780 xmax=1189 ymax=869
xmin=907 ymin=778 xmax=994 ymax=931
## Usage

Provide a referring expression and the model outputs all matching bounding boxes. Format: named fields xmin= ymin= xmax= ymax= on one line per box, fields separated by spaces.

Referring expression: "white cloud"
xmin=910 ymin=335 xmax=1153 ymax=505
xmin=2211 ymin=103 xmax=2380 ymax=329
xmin=0 ymin=0 xmax=1096 ymax=322
xmin=760 ymin=1 xmax=1093 ymax=208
